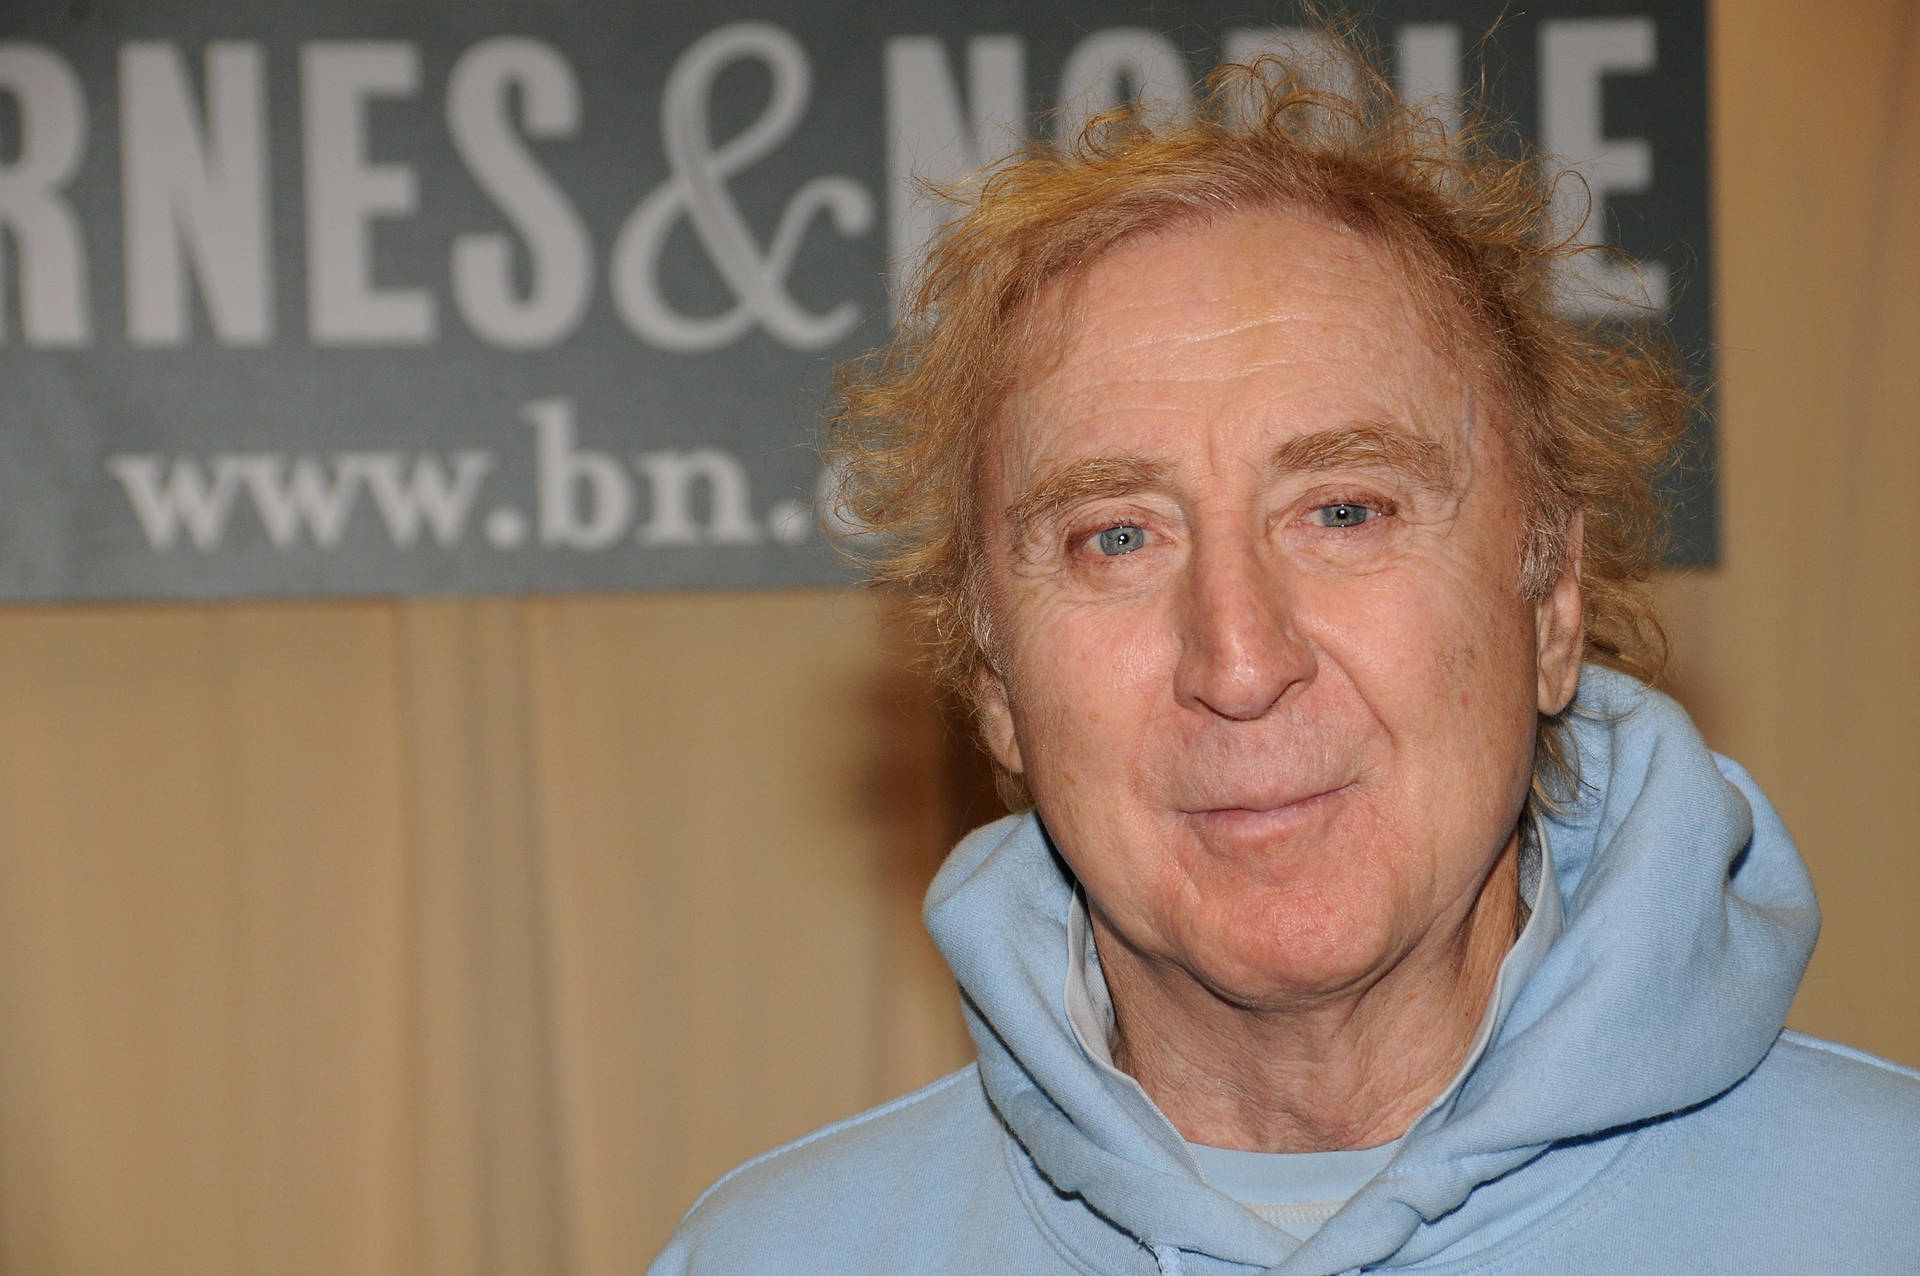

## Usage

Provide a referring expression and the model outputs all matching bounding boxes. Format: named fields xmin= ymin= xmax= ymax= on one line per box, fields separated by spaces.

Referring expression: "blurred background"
xmin=0 ymin=0 xmax=1914 ymax=1271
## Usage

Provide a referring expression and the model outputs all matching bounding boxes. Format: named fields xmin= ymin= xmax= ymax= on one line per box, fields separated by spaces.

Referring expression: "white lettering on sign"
xmin=0 ymin=43 xmax=90 ymax=345
xmin=108 ymin=450 xmax=494 ymax=549
xmin=4 ymin=18 xmax=1688 ymax=354
xmin=610 ymin=21 xmax=875 ymax=353
xmin=1540 ymin=17 xmax=1669 ymax=316
xmin=882 ymin=34 xmax=1024 ymax=310
xmin=528 ymin=396 xmax=631 ymax=549
xmin=1222 ymin=27 xmax=1354 ymax=98
xmin=447 ymin=37 xmax=592 ymax=349
xmin=121 ymin=41 xmax=273 ymax=346
xmin=108 ymin=453 xmax=244 ymax=548
xmin=356 ymin=451 xmax=497 ymax=546
xmin=302 ymin=41 xmax=434 ymax=344
xmin=107 ymin=408 xmax=796 ymax=556
xmin=1055 ymin=28 xmax=1193 ymax=142
xmin=634 ymin=449 xmax=761 ymax=546
xmin=881 ymin=21 xmax=1473 ymax=317
xmin=526 ymin=397 xmax=779 ymax=549
xmin=1395 ymin=24 xmax=1463 ymax=136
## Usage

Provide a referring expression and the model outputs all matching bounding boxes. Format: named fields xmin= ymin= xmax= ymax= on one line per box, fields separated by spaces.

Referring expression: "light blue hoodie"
xmin=653 ymin=669 xmax=1920 ymax=1273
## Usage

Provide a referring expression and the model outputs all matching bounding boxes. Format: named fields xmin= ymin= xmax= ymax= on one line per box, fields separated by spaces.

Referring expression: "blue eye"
xmin=1094 ymin=525 xmax=1149 ymax=555
xmin=1314 ymin=503 xmax=1374 ymax=529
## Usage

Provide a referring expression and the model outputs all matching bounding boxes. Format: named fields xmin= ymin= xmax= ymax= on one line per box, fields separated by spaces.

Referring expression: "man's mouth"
xmin=1184 ymin=783 xmax=1352 ymax=834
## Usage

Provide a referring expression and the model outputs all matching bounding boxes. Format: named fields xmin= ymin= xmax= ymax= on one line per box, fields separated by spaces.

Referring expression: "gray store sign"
xmin=0 ymin=1 xmax=1710 ymax=601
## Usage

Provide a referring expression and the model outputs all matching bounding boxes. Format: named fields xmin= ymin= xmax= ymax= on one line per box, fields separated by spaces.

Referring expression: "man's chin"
xmin=1179 ymin=920 xmax=1410 ymax=1016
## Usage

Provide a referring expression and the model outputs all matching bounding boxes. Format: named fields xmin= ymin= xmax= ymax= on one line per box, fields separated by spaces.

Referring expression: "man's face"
xmin=977 ymin=211 xmax=1582 ymax=1009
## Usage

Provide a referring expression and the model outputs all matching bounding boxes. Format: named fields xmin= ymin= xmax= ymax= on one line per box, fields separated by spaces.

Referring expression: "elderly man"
xmin=652 ymin=51 xmax=1920 ymax=1276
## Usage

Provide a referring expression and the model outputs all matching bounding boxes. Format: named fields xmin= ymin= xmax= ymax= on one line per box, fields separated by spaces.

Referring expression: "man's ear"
xmin=976 ymin=663 xmax=1024 ymax=775
xmin=1535 ymin=510 xmax=1585 ymax=716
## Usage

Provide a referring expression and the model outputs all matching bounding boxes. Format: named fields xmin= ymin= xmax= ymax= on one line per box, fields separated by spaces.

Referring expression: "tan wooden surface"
xmin=1660 ymin=0 xmax=1920 ymax=1059
xmin=0 ymin=4 xmax=1912 ymax=1271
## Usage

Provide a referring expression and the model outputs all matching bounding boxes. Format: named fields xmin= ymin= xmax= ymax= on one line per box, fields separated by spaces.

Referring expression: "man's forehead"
xmin=1000 ymin=213 xmax=1468 ymax=420
xmin=991 ymin=272 xmax=1479 ymax=509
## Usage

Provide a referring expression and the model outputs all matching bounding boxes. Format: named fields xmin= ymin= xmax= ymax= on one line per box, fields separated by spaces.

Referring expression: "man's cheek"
xmin=1014 ymin=633 xmax=1148 ymax=779
xmin=1026 ymin=600 xmax=1155 ymax=685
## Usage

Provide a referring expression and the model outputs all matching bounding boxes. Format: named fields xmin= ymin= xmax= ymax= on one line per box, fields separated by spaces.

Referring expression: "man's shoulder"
xmin=687 ymin=1064 xmax=995 ymax=1210
xmin=1759 ymin=1029 xmax=1920 ymax=1121
xmin=1543 ymin=1031 xmax=1920 ymax=1268
xmin=1695 ymin=1029 xmax=1920 ymax=1177
xmin=1758 ymin=1028 xmax=1920 ymax=1112
xmin=650 ymin=1064 xmax=1011 ymax=1274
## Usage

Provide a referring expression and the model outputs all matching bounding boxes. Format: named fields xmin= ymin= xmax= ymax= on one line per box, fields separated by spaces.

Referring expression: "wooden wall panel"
xmin=0 ymin=605 xmax=416 ymax=1276
xmin=394 ymin=600 xmax=569 ymax=1276
xmin=1664 ymin=0 xmax=1920 ymax=1066
xmin=518 ymin=591 xmax=966 ymax=1267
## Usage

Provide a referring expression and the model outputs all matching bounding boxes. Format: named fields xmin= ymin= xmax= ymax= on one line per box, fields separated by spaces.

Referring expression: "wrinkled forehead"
xmin=986 ymin=211 xmax=1490 ymax=480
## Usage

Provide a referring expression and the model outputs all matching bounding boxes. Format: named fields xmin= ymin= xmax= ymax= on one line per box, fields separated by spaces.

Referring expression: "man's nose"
xmin=1172 ymin=533 xmax=1315 ymax=720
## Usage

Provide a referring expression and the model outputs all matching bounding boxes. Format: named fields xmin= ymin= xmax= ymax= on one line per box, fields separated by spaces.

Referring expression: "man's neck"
xmin=1101 ymin=841 xmax=1522 ymax=1154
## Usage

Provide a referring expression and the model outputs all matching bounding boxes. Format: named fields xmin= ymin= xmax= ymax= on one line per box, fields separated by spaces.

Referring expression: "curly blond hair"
xmin=826 ymin=44 xmax=1690 ymax=808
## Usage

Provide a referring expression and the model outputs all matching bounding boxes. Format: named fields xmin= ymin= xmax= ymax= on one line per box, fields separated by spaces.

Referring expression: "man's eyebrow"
xmin=1004 ymin=454 xmax=1171 ymax=546
xmin=1002 ymin=426 xmax=1460 ymax=546
xmin=1267 ymin=424 xmax=1460 ymax=493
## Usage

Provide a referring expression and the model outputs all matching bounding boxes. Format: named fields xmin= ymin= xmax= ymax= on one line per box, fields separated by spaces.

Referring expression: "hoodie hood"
xmin=923 ymin=667 xmax=1820 ymax=1274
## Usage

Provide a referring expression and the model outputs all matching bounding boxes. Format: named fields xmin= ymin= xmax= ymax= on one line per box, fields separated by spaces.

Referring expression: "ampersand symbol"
xmin=612 ymin=22 xmax=875 ymax=353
